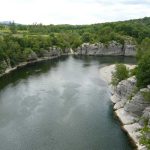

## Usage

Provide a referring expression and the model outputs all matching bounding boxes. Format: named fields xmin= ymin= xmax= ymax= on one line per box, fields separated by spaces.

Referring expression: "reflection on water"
xmin=0 ymin=56 xmax=136 ymax=150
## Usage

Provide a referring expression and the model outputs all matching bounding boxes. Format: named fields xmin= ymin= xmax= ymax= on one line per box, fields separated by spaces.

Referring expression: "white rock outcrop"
xmin=99 ymin=65 xmax=150 ymax=150
xmin=76 ymin=41 xmax=136 ymax=56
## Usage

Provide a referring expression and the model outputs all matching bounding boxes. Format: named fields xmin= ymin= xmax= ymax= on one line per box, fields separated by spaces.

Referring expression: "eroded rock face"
xmin=124 ymin=43 xmax=136 ymax=56
xmin=76 ymin=41 xmax=136 ymax=56
xmin=116 ymin=76 xmax=137 ymax=99
xmin=111 ymin=76 xmax=137 ymax=110
xmin=111 ymin=78 xmax=150 ymax=149
xmin=124 ymin=91 xmax=150 ymax=116
xmin=39 ymin=47 xmax=63 ymax=57
xmin=124 ymin=86 xmax=150 ymax=116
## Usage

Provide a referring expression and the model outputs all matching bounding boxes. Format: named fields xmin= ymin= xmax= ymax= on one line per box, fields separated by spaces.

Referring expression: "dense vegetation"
xmin=0 ymin=17 xmax=150 ymax=73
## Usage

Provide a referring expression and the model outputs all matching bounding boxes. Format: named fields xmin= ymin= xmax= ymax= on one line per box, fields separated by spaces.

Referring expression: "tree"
xmin=82 ymin=32 xmax=93 ymax=43
xmin=9 ymin=21 xmax=17 ymax=34
xmin=137 ymin=38 xmax=150 ymax=60
xmin=136 ymin=52 xmax=150 ymax=88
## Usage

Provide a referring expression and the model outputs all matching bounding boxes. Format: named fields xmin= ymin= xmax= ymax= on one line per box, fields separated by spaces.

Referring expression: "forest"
xmin=0 ymin=17 xmax=150 ymax=73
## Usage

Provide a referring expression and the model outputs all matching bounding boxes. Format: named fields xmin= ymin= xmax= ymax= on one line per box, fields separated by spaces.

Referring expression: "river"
xmin=0 ymin=56 xmax=136 ymax=150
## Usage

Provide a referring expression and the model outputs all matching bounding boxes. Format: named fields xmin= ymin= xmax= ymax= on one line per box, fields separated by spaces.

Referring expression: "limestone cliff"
xmin=76 ymin=41 xmax=136 ymax=56
xmin=111 ymin=77 xmax=150 ymax=150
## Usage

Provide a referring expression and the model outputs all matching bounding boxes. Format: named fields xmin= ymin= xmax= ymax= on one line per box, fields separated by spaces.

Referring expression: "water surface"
xmin=0 ymin=56 xmax=136 ymax=150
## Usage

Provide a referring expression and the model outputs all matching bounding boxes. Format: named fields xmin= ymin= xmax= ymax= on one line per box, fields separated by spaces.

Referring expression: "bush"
xmin=137 ymin=38 xmax=150 ymax=60
xmin=136 ymin=52 xmax=150 ymax=88
xmin=141 ymin=91 xmax=150 ymax=101
xmin=111 ymin=64 xmax=129 ymax=86
xmin=129 ymin=67 xmax=137 ymax=76
xmin=140 ymin=126 xmax=150 ymax=149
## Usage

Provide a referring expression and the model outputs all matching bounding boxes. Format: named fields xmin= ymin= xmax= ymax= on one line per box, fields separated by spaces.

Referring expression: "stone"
xmin=115 ymin=76 xmax=136 ymax=99
xmin=115 ymin=108 xmax=137 ymax=124
xmin=114 ymin=99 xmax=127 ymax=110
xmin=124 ymin=43 xmax=136 ymax=56
xmin=124 ymin=91 xmax=150 ymax=116
xmin=111 ymin=94 xmax=121 ymax=103
xmin=76 ymin=41 xmax=136 ymax=56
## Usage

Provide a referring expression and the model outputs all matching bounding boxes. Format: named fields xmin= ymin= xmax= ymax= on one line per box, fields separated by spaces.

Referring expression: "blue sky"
xmin=0 ymin=0 xmax=150 ymax=24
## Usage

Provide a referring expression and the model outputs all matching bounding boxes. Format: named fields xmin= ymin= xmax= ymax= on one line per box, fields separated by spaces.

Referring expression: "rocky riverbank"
xmin=76 ymin=41 xmax=136 ymax=56
xmin=99 ymin=65 xmax=150 ymax=150
xmin=0 ymin=40 xmax=136 ymax=77
xmin=0 ymin=56 xmax=61 ymax=78
xmin=0 ymin=46 xmax=71 ymax=78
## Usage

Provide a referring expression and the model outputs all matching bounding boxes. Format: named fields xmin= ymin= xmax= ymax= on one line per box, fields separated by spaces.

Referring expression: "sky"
xmin=0 ymin=0 xmax=150 ymax=25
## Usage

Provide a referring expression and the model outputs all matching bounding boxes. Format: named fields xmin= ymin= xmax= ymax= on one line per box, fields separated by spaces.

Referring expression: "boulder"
xmin=114 ymin=99 xmax=127 ymax=110
xmin=124 ymin=89 xmax=150 ymax=116
xmin=115 ymin=76 xmax=136 ymax=99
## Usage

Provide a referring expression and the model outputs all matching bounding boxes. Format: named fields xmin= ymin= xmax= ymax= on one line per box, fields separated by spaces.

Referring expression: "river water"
xmin=0 ymin=56 xmax=136 ymax=150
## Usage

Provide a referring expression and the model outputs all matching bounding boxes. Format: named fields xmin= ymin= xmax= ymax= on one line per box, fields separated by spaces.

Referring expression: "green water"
xmin=0 ymin=56 xmax=136 ymax=150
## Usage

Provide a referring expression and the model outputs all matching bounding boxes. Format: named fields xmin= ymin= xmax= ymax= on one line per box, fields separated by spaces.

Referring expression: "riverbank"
xmin=99 ymin=64 xmax=147 ymax=150
xmin=0 ymin=55 xmax=63 ymax=78
xmin=99 ymin=64 xmax=136 ymax=84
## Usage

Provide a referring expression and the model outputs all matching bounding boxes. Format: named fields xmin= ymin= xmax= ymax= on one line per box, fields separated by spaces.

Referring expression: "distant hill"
xmin=0 ymin=21 xmax=20 ymax=25
xmin=0 ymin=21 xmax=13 ymax=25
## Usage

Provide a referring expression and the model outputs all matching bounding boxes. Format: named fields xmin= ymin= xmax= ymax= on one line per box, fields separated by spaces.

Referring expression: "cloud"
xmin=0 ymin=0 xmax=149 ymax=25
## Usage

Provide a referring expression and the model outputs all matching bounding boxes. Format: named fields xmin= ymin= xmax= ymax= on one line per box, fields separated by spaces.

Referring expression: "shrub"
xmin=141 ymin=91 xmax=150 ymax=101
xmin=140 ymin=126 xmax=150 ymax=149
xmin=129 ymin=67 xmax=137 ymax=76
xmin=111 ymin=64 xmax=129 ymax=86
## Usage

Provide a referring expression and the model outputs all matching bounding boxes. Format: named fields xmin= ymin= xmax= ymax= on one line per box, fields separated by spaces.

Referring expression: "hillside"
xmin=0 ymin=17 xmax=150 ymax=74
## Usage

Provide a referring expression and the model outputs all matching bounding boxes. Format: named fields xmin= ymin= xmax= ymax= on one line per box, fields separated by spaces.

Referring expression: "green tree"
xmin=111 ymin=64 xmax=129 ymax=86
xmin=9 ymin=21 xmax=17 ymax=34
xmin=137 ymin=38 xmax=150 ymax=60
xmin=136 ymin=52 xmax=150 ymax=88
xmin=82 ymin=32 xmax=93 ymax=43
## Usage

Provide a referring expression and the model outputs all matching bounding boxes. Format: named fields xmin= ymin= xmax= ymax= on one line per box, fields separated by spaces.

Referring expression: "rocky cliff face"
xmin=38 ymin=47 xmax=63 ymax=58
xmin=112 ymin=76 xmax=137 ymax=109
xmin=76 ymin=41 xmax=136 ymax=56
xmin=111 ymin=76 xmax=150 ymax=150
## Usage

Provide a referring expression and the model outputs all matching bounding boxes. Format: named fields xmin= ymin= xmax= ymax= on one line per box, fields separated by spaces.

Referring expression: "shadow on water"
xmin=0 ymin=56 xmax=68 ymax=91
xmin=73 ymin=55 xmax=136 ymax=65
